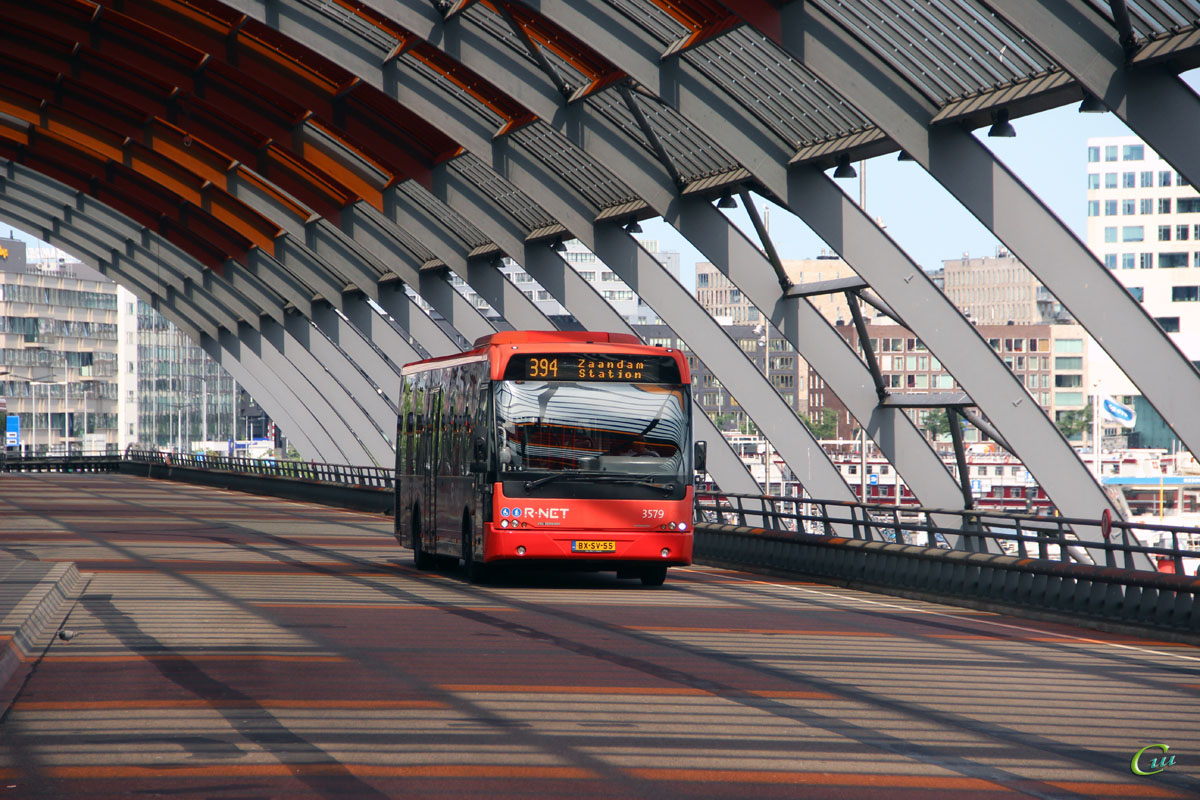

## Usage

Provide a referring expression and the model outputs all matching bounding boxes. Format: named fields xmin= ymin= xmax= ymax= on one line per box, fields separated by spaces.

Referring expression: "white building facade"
xmin=1086 ymin=136 xmax=1200 ymax=393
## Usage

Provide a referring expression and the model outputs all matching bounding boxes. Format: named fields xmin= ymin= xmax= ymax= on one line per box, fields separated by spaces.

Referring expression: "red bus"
xmin=395 ymin=330 xmax=706 ymax=585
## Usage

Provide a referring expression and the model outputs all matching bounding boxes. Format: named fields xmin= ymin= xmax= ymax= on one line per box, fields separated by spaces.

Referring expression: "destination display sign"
xmin=504 ymin=353 xmax=681 ymax=383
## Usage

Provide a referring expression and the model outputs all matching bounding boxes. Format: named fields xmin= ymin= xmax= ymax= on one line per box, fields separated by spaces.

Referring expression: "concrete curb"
xmin=0 ymin=557 xmax=89 ymax=715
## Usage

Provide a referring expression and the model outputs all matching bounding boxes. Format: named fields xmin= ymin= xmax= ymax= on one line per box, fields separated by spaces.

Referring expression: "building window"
xmin=1055 ymin=356 xmax=1083 ymax=369
xmin=1121 ymin=253 xmax=1135 ymax=269
xmin=1104 ymin=227 xmax=1117 ymax=243
xmin=1179 ymin=224 xmax=1191 ymax=241
xmin=1141 ymin=198 xmax=1154 ymax=214
xmin=1159 ymin=252 xmax=1189 ymax=268
xmin=1056 ymin=392 xmax=1084 ymax=406
xmin=1159 ymin=225 xmax=1172 ymax=241
xmin=1087 ymin=146 xmax=1099 ymax=162
xmin=1155 ymin=316 xmax=1181 ymax=333
xmin=1104 ymin=199 xmax=1117 ymax=216
xmin=1178 ymin=172 xmax=1189 ymax=187
xmin=1123 ymin=172 xmax=1136 ymax=188
xmin=1172 ymin=286 xmax=1199 ymax=302
xmin=1105 ymin=172 xmax=1118 ymax=189
xmin=1122 ymin=199 xmax=1136 ymax=215
xmin=1054 ymin=339 xmax=1083 ymax=354
xmin=1104 ymin=253 xmax=1117 ymax=269
xmin=1128 ymin=287 xmax=1144 ymax=302
xmin=1160 ymin=198 xmax=1173 ymax=214
xmin=1160 ymin=170 xmax=1173 ymax=186
xmin=1123 ymin=144 xmax=1145 ymax=161
xmin=1055 ymin=374 xmax=1082 ymax=388
xmin=1178 ymin=198 xmax=1200 ymax=213
xmin=1140 ymin=252 xmax=1154 ymax=269
xmin=1122 ymin=226 xmax=1143 ymax=242
xmin=1140 ymin=171 xmax=1154 ymax=188
xmin=1105 ymin=145 xmax=1118 ymax=161
xmin=1087 ymin=173 xmax=1099 ymax=190
xmin=1087 ymin=200 xmax=1099 ymax=217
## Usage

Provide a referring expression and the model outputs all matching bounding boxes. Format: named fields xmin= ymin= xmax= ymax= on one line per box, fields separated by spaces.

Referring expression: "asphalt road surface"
xmin=1 ymin=473 xmax=1197 ymax=799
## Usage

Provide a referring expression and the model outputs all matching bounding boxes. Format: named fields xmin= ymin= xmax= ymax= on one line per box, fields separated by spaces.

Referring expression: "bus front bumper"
xmin=482 ymin=525 xmax=692 ymax=565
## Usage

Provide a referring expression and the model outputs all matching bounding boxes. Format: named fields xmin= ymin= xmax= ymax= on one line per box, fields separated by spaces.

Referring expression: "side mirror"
xmin=693 ymin=440 xmax=707 ymax=473
xmin=470 ymin=436 xmax=488 ymax=473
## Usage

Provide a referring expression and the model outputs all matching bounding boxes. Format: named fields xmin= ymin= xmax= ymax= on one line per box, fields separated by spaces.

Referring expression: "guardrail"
xmin=123 ymin=449 xmax=395 ymax=489
xmin=697 ymin=491 xmax=1199 ymax=575
xmin=693 ymin=520 xmax=1200 ymax=640
xmin=2 ymin=454 xmax=122 ymax=472
xmin=119 ymin=449 xmax=394 ymax=514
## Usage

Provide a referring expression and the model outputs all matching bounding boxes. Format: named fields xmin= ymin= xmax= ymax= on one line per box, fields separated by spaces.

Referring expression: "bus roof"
xmin=473 ymin=331 xmax=641 ymax=347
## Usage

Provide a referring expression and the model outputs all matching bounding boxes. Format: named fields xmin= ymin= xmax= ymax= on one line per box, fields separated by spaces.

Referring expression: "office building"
xmin=820 ymin=321 xmax=1089 ymax=445
xmin=942 ymin=249 xmax=1069 ymax=325
xmin=1 ymin=236 xmax=120 ymax=453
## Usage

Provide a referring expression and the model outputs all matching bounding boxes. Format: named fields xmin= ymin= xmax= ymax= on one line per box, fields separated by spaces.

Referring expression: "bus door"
xmin=424 ymin=388 xmax=443 ymax=554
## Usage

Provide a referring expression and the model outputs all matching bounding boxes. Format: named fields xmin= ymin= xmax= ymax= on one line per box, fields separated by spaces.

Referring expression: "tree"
xmin=1056 ymin=405 xmax=1092 ymax=440
xmin=802 ymin=409 xmax=838 ymax=440
xmin=922 ymin=408 xmax=952 ymax=440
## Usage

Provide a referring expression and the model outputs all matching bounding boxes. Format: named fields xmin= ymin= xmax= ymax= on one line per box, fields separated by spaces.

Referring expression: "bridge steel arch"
xmin=0 ymin=0 xmax=1198 ymax=551
xmin=241 ymin=1 xmax=1104 ymax=525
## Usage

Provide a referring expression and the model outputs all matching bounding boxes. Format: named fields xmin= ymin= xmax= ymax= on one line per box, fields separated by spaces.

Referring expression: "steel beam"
xmin=994 ymin=2 xmax=1200 ymax=190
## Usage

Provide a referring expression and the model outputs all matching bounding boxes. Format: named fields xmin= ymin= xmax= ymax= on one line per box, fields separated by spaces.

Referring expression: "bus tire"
xmin=640 ymin=564 xmax=668 ymax=587
xmin=412 ymin=507 xmax=435 ymax=571
xmin=463 ymin=515 xmax=487 ymax=584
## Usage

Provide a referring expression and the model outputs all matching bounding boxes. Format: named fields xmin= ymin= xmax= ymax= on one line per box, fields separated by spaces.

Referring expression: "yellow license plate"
xmin=572 ymin=540 xmax=616 ymax=553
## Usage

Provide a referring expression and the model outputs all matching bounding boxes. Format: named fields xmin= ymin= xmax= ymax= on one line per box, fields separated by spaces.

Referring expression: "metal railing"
xmin=2 ymin=453 xmax=122 ymax=472
xmin=696 ymin=491 xmax=1200 ymax=575
xmin=123 ymin=449 xmax=396 ymax=490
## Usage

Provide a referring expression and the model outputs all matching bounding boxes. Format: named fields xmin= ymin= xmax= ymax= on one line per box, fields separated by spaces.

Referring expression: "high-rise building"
xmin=135 ymin=301 xmax=238 ymax=451
xmin=1086 ymin=136 xmax=1200 ymax=388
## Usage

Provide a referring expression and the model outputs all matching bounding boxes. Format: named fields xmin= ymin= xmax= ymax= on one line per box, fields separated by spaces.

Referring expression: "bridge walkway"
xmin=0 ymin=473 xmax=1196 ymax=799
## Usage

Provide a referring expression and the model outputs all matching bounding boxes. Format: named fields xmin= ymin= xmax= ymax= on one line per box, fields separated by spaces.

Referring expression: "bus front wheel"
xmin=640 ymin=564 xmax=668 ymax=587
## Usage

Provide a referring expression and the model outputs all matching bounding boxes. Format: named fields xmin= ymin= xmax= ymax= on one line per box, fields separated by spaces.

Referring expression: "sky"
xmin=0 ymin=87 xmax=1179 ymax=289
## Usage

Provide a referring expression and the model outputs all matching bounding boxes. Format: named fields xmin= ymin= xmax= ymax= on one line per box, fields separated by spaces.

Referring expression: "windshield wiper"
xmin=523 ymin=472 xmax=676 ymax=493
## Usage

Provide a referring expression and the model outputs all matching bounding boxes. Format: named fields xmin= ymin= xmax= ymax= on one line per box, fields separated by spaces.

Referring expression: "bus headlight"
xmin=500 ymin=519 xmax=509 ymax=528
xmin=678 ymin=522 xmax=688 ymax=531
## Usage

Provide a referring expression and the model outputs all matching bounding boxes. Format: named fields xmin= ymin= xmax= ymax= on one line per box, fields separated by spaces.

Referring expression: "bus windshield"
xmin=494 ymin=380 xmax=688 ymax=478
